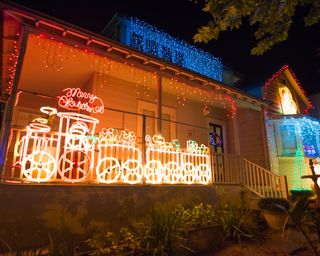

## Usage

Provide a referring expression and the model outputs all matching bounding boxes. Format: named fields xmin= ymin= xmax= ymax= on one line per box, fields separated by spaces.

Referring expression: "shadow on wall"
xmin=0 ymin=184 xmax=242 ymax=248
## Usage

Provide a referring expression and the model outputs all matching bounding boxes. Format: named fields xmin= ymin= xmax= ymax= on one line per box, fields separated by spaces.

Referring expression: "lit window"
xmin=161 ymin=46 xmax=172 ymax=62
xmin=174 ymin=51 xmax=184 ymax=66
xmin=146 ymin=39 xmax=158 ymax=55
xmin=130 ymin=32 xmax=143 ymax=51
xmin=278 ymin=124 xmax=297 ymax=156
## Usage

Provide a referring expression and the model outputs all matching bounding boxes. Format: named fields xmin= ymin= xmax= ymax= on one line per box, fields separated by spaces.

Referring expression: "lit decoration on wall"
xmin=279 ymin=86 xmax=298 ymax=115
xmin=145 ymin=135 xmax=211 ymax=184
xmin=121 ymin=18 xmax=223 ymax=82
xmin=12 ymin=88 xmax=212 ymax=185
xmin=58 ymin=88 xmax=104 ymax=114
xmin=263 ymin=65 xmax=313 ymax=115
xmin=291 ymin=145 xmax=312 ymax=191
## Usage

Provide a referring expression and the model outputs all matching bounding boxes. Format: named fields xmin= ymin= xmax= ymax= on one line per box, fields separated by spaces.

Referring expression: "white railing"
xmin=211 ymin=153 xmax=288 ymax=198
xmin=241 ymin=158 xmax=288 ymax=198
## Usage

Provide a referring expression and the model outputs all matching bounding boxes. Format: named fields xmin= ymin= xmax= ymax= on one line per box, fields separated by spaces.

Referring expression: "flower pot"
xmin=185 ymin=224 xmax=223 ymax=254
xmin=262 ymin=210 xmax=287 ymax=230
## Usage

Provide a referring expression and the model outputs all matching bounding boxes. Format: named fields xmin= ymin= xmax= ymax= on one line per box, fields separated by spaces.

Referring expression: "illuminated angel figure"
xmin=279 ymin=86 xmax=297 ymax=115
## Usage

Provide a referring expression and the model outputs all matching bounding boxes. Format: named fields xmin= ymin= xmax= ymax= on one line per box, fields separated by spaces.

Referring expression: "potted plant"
xmin=258 ymin=198 xmax=290 ymax=230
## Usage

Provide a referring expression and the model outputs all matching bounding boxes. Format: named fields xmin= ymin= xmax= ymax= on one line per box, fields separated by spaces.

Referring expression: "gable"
xmin=263 ymin=65 xmax=313 ymax=116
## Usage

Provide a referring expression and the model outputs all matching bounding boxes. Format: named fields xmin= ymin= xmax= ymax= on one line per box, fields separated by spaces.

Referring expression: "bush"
xmin=258 ymin=198 xmax=290 ymax=213
xmin=214 ymin=204 xmax=258 ymax=242
xmin=174 ymin=203 xmax=216 ymax=230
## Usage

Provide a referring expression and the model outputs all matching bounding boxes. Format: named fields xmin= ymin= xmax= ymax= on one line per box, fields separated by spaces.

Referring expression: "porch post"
xmin=0 ymin=27 xmax=29 ymax=174
xmin=156 ymin=75 xmax=162 ymax=134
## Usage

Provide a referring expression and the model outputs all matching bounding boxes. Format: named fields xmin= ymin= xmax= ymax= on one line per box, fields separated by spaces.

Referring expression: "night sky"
xmin=9 ymin=0 xmax=320 ymax=95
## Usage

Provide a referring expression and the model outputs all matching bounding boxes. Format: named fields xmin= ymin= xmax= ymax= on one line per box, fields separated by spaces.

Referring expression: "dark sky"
xmin=10 ymin=0 xmax=320 ymax=95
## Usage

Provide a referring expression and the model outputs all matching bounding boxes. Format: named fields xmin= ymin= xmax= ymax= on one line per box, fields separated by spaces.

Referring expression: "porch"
xmin=1 ymin=104 xmax=288 ymax=199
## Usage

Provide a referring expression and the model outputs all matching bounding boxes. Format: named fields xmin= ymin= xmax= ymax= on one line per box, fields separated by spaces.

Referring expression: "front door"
xmin=209 ymin=123 xmax=224 ymax=153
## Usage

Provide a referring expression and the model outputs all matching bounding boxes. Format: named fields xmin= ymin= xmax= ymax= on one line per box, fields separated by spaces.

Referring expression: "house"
xmin=246 ymin=65 xmax=320 ymax=192
xmin=0 ymin=1 xmax=288 ymax=242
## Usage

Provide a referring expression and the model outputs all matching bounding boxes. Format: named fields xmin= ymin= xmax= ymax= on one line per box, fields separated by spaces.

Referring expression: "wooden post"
xmin=156 ymin=75 xmax=162 ymax=134
xmin=280 ymin=175 xmax=289 ymax=199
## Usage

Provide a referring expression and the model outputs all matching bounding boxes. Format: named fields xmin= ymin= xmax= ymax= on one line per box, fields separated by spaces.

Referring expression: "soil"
xmin=205 ymin=228 xmax=319 ymax=256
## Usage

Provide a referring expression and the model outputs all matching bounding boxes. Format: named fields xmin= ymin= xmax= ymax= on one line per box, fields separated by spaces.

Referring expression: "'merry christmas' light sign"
xmin=58 ymin=87 xmax=104 ymax=113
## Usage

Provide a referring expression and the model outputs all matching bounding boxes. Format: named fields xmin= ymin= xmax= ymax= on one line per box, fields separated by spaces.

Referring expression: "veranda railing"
xmin=211 ymin=152 xmax=288 ymax=198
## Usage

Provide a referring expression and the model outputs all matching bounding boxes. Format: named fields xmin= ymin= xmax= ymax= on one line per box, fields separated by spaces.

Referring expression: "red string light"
xmin=263 ymin=65 xmax=313 ymax=114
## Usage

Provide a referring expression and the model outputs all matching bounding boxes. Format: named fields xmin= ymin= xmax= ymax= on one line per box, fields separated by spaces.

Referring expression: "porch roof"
xmin=1 ymin=1 xmax=269 ymax=108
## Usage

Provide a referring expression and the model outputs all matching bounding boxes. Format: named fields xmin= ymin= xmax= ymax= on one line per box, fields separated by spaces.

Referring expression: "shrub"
xmin=136 ymin=207 xmax=189 ymax=256
xmin=258 ymin=198 xmax=290 ymax=213
xmin=174 ymin=203 xmax=216 ymax=230
xmin=86 ymin=228 xmax=141 ymax=255
xmin=215 ymin=204 xmax=258 ymax=242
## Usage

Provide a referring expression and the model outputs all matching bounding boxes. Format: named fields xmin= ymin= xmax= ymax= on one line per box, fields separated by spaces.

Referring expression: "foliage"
xmin=193 ymin=0 xmax=320 ymax=55
xmin=214 ymin=204 xmax=258 ymax=242
xmin=87 ymin=207 xmax=190 ymax=256
xmin=46 ymin=216 xmax=83 ymax=256
xmin=258 ymin=197 xmax=290 ymax=213
xmin=135 ymin=207 xmax=190 ymax=256
xmin=174 ymin=203 xmax=216 ymax=230
xmin=86 ymin=228 xmax=141 ymax=256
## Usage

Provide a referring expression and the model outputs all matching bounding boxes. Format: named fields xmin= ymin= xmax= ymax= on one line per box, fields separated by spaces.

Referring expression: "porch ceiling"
xmin=18 ymin=35 xmax=93 ymax=96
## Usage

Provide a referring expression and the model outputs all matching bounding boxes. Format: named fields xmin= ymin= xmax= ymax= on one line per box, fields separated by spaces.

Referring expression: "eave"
xmin=1 ymin=1 xmax=269 ymax=108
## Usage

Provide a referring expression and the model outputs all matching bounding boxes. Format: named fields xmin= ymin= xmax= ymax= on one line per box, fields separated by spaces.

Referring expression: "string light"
xmin=6 ymin=33 xmax=20 ymax=97
xmin=13 ymin=87 xmax=212 ymax=185
xmin=291 ymin=144 xmax=312 ymax=191
xmin=31 ymin=34 xmax=237 ymax=116
xmin=58 ymin=87 xmax=104 ymax=114
xmin=263 ymin=65 xmax=313 ymax=114
xmin=120 ymin=18 xmax=223 ymax=82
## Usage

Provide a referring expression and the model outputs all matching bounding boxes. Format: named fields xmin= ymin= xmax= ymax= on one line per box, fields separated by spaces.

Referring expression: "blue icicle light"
xmin=121 ymin=18 xmax=223 ymax=82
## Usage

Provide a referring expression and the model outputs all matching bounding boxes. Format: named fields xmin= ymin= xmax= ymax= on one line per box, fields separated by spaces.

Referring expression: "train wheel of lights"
xmin=122 ymin=159 xmax=143 ymax=184
xmin=196 ymin=164 xmax=211 ymax=184
xmin=58 ymin=150 xmax=90 ymax=182
xmin=96 ymin=157 xmax=121 ymax=184
xmin=22 ymin=151 xmax=56 ymax=182
xmin=163 ymin=162 xmax=181 ymax=184
xmin=144 ymin=160 xmax=163 ymax=184
xmin=181 ymin=163 xmax=196 ymax=184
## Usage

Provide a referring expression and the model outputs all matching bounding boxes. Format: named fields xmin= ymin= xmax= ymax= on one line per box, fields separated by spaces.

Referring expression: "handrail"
xmin=211 ymin=152 xmax=288 ymax=198
xmin=241 ymin=158 xmax=288 ymax=198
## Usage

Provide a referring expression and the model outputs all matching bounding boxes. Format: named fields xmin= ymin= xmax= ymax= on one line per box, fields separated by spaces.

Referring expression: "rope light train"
xmin=14 ymin=87 xmax=212 ymax=184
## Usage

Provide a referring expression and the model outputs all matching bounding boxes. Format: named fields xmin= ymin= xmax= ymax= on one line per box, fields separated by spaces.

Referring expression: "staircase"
xmin=211 ymin=153 xmax=289 ymax=199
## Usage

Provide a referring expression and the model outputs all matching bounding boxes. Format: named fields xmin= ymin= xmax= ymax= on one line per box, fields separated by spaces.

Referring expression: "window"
xmin=161 ymin=46 xmax=172 ymax=62
xmin=277 ymin=124 xmax=297 ymax=156
xmin=146 ymin=39 xmax=158 ymax=55
xmin=130 ymin=32 xmax=143 ymax=51
xmin=137 ymin=101 xmax=176 ymax=141
xmin=174 ymin=51 xmax=184 ymax=66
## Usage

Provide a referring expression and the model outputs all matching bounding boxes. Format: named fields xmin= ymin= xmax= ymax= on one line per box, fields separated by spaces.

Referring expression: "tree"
xmin=193 ymin=0 xmax=320 ymax=55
